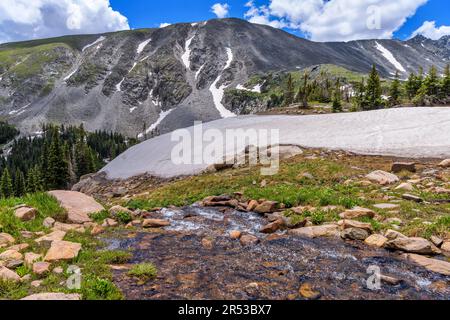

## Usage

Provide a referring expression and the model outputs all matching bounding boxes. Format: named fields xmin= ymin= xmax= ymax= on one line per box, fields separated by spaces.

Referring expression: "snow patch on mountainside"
xmin=82 ymin=36 xmax=106 ymax=52
xmin=138 ymin=109 xmax=174 ymax=139
xmin=63 ymin=68 xmax=78 ymax=82
xmin=136 ymin=39 xmax=151 ymax=55
xmin=9 ymin=103 xmax=31 ymax=115
xmin=236 ymin=84 xmax=262 ymax=93
xmin=195 ymin=64 xmax=205 ymax=80
xmin=209 ymin=48 xmax=236 ymax=118
xmin=116 ymin=78 xmax=124 ymax=92
xmin=375 ymin=42 xmax=406 ymax=73
xmin=102 ymin=107 xmax=450 ymax=179
xmin=182 ymin=35 xmax=195 ymax=69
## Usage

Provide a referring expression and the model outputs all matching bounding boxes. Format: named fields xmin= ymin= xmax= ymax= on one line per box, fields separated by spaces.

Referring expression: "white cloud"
xmin=243 ymin=0 xmax=429 ymax=42
xmin=244 ymin=1 xmax=287 ymax=29
xmin=159 ymin=23 xmax=172 ymax=28
xmin=411 ymin=21 xmax=450 ymax=40
xmin=0 ymin=0 xmax=129 ymax=44
xmin=211 ymin=3 xmax=230 ymax=19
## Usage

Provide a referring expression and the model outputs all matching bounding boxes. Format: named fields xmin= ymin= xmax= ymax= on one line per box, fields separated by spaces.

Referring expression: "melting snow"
xmin=129 ymin=62 xmax=138 ymax=72
xmin=209 ymin=48 xmax=236 ymax=118
xmin=375 ymin=42 xmax=406 ymax=73
xmin=136 ymin=39 xmax=151 ymax=55
xmin=236 ymin=84 xmax=262 ymax=93
xmin=102 ymin=107 xmax=450 ymax=180
xmin=116 ymin=78 xmax=125 ymax=92
xmin=138 ymin=109 xmax=174 ymax=139
xmin=63 ymin=68 xmax=78 ymax=81
xmin=9 ymin=103 xmax=31 ymax=115
xmin=195 ymin=64 xmax=205 ymax=80
xmin=182 ymin=35 xmax=195 ymax=69
xmin=82 ymin=36 xmax=106 ymax=52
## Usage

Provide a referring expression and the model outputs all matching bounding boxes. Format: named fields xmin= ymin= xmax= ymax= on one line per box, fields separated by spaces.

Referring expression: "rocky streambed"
xmin=106 ymin=205 xmax=449 ymax=300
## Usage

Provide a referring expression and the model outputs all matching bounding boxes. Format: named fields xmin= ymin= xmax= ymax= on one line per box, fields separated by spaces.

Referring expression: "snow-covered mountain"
xmin=0 ymin=18 xmax=449 ymax=137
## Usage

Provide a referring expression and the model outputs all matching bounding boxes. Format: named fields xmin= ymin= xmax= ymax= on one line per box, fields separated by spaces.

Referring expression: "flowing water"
xmin=106 ymin=205 xmax=449 ymax=300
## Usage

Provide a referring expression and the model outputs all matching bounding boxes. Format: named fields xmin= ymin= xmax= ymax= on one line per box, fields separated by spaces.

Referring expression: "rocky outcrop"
xmin=364 ymin=234 xmax=388 ymax=247
xmin=386 ymin=237 xmax=440 ymax=255
xmin=2 ymin=19 xmax=449 ymax=138
xmin=48 ymin=190 xmax=103 ymax=223
xmin=339 ymin=207 xmax=375 ymax=219
xmin=44 ymin=240 xmax=82 ymax=262
xmin=14 ymin=207 xmax=37 ymax=221
xmin=0 ymin=233 xmax=15 ymax=247
xmin=405 ymin=254 xmax=450 ymax=276
xmin=366 ymin=171 xmax=399 ymax=185
xmin=289 ymin=224 xmax=340 ymax=239
xmin=438 ymin=159 xmax=450 ymax=168
xmin=142 ymin=219 xmax=171 ymax=228
xmin=0 ymin=266 xmax=21 ymax=282
xmin=391 ymin=162 xmax=416 ymax=173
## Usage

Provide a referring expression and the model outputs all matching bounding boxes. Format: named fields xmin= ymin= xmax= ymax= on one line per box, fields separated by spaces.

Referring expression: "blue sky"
xmin=0 ymin=0 xmax=449 ymax=43
xmin=109 ymin=0 xmax=450 ymax=40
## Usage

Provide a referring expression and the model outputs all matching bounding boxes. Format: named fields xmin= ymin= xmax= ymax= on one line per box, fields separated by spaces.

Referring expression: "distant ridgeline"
xmin=0 ymin=123 xmax=137 ymax=198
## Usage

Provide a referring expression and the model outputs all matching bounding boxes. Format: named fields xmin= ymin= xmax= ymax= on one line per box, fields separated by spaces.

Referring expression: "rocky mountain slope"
xmin=0 ymin=18 xmax=449 ymax=137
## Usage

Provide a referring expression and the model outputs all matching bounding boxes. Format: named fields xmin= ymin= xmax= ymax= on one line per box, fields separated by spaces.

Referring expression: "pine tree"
xmin=365 ymin=65 xmax=383 ymax=110
xmin=40 ymin=140 xmax=50 ymax=189
xmin=47 ymin=128 xmax=69 ymax=189
xmin=75 ymin=139 xmax=90 ymax=179
xmin=353 ymin=78 xmax=366 ymax=110
xmin=422 ymin=65 xmax=440 ymax=97
xmin=26 ymin=168 xmax=35 ymax=193
xmin=14 ymin=170 xmax=26 ymax=197
xmin=405 ymin=72 xmax=417 ymax=100
xmin=332 ymin=79 xmax=342 ymax=113
xmin=284 ymin=74 xmax=295 ymax=106
xmin=441 ymin=64 xmax=450 ymax=98
xmin=389 ymin=71 xmax=401 ymax=106
xmin=296 ymin=72 xmax=312 ymax=108
xmin=1 ymin=168 xmax=13 ymax=198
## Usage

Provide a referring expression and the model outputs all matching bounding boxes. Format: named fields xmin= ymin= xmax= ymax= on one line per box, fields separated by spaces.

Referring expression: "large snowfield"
xmin=102 ymin=107 xmax=450 ymax=179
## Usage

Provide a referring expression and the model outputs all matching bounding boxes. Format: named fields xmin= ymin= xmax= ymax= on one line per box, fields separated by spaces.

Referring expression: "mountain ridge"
xmin=0 ymin=18 xmax=449 ymax=137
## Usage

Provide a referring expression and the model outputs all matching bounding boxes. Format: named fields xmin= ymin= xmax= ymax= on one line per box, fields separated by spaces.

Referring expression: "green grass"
xmin=0 ymin=193 xmax=66 ymax=237
xmin=128 ymin=263 xmax=158 ymax=281
xmin=0 ymin=193 xmax=133 ymax=300
xmin=0 ymin=43 xmax=71 ymax=81
xmin=127 ymin=157 xmax=363 ymax=210
xmin=0 ymin=280 xmax=30 ymax=300
xmin=115 ymin=211 xmax=132 ymax=224
xmin=90 ymin=210 xmax=110 ymax=223
xmin=0 ymin=34 xmax=99 ymax=51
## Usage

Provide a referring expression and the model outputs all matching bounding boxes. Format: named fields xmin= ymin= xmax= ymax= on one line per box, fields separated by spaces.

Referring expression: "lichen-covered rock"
xmin=48 ymin=190 xmax=103 ymax=224
xmin=142 ymin=219 xmax=171 ymax=228
xmin=339 ymin=207 xmax=375 ymax=219
xmin=44 ymin=240 xmax=81 ymax=262
xmin=366 ymin=171 xmax=399 ymax=185
xmin=365 ymin=234 xmax=388 ymax=247
xmin=0 ymin=250 xmax=23 ymax=262
xmin=0 ymin=266 xmax=21 ymax=282
xmin=405 ymin=254 xmax=450 ymax=276
xmin=14 ymin=207 xmax=37 ymax=221
xmin=341 ymin=228 xmax=370 ymax=241
xmin=289 ymin=224 xmax=340 ymax=239
xmin=254 ymin=201 xmax=278 ymax=214
xmin=240 ymin=234 xmax=260 ymax=246
xmin=386 ymin=237 xmax=441 ymax=255
xmin=0 ymin=233 xmax=15 ymax=246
